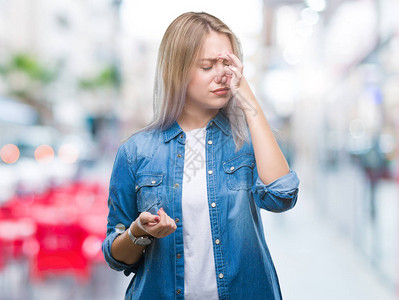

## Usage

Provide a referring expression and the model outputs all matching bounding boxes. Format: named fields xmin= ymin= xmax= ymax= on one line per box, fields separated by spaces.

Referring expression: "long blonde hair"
xmin=143 ymin=12 xmax=249 ymax=150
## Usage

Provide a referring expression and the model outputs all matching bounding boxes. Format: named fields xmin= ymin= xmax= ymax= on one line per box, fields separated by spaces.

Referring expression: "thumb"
xmin=139 ymin=212 xmax=160 ymax=225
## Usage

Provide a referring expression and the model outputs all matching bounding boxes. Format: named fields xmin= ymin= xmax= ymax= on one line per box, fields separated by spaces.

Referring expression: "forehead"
xmin=197 ymin=31 xmax=233 ymax=59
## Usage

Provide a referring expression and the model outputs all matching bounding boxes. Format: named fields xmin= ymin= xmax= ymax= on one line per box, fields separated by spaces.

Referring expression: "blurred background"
xmin=0 ymin=0 xmax=398 ymax=299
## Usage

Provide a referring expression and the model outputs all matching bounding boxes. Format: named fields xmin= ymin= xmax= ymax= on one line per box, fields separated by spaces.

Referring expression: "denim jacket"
xmin=102 ymin=110 xmax=300 ymax=300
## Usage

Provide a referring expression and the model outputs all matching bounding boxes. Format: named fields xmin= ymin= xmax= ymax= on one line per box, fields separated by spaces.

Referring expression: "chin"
xmin=210 ymin=96 xmax=230 ymax=107
xmin=205 ymin=103 xmax=228 ymax=111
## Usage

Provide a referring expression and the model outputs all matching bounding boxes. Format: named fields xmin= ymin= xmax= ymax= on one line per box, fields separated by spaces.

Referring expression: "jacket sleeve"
xmin=251 ymin=168 xmax=299 ymax=213
xmin=102 ymin=143 xmax=141 ymax=275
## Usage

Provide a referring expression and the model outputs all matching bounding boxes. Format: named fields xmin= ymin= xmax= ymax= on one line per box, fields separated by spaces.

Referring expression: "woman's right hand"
xmin=131 ymin=207 xmax=177 ymax=239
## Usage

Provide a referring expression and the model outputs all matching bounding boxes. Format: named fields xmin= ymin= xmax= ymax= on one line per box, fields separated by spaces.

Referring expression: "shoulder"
xmin=120 ymin=128 xmax=164 ymax=162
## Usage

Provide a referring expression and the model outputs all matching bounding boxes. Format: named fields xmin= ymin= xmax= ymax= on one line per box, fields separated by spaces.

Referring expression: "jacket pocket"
xmin=223 ymin=154 xmax=255 ymax=190
xmin=135 ymin=173 xmax=163 ymax=214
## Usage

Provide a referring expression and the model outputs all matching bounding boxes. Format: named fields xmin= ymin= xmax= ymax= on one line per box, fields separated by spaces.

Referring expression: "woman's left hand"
xmin=218 ymin=51 xmax=258 ymax=112
xmin=218 ymin=51 xmax=243 ymax=94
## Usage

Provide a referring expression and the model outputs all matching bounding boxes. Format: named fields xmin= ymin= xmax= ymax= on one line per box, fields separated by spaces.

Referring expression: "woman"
xmin=102 ymin=12 xmax=299 ymax=300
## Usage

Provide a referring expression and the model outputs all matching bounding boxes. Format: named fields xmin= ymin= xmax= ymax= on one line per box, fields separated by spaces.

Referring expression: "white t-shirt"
xmin=182 ymin=127 xmax=219 ymax=300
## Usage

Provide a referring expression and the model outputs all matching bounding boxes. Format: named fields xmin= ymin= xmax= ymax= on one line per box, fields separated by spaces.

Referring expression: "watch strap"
xmin=128 ymin=226 xmax=153 ymax=245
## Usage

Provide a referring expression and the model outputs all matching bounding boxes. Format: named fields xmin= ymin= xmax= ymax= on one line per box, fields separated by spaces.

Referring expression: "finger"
xmin=169 ymin=217 xmax=176 ymax=228
xmin=171 ymin=220 xmax=177 ymax=231
xmin=165 ymin=222 xmax=176 ymax=236
xmin=218 ymin=52 xmax=243 ymax=71
xmin=146 ymin=221 xmax=159 ymax=226
xmin=158 ymin=217 xmax=175 ymax=236
xmin=228 ymin=65 xmax=242 ymax=79
xmin=158 ymin=208 xmax=169 ymax=225
xmin=226 ymin=51 xmax=243 ymax=70
xmin=140 ymin=212 xmax=160 ymax=225
xmin=223 ymin=65 xmax=234 ymax=76
xmin=152 ymin=220 xmax=176 ymax=238
xmin=217 ymin=53 xmax=231 ymax=63
xmin=165 ymin=227 xmax=175 ymax=236
xmin=170 ymin=217 xmax=177 ymax=230
xmin=225 ymin=78 xmax=232 ymax=88
xmin=223 ymin=66 xmax=240 ymax=91
xmin=159 ymin=225 xmax=173 ymax=238
xmin=161 ymin=208 xmax=174 ymax=227
xmin=149 ymin=208 xmax=177 ymax=237
xmin=158 ymin=207 xmax=167 ymax=216
xmin=152 ymin=210 xmax=169 ymax=232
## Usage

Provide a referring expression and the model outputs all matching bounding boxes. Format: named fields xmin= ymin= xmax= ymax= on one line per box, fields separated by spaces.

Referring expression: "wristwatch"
xmin=128 ymin=226 xmax=153 ymax=246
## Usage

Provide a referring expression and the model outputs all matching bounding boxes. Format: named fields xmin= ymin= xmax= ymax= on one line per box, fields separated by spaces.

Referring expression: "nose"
xmin=214 ymin=62 xmax=227 ymax=84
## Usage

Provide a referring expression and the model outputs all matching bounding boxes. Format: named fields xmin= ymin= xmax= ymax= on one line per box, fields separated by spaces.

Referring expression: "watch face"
xmin=135 ymin=237 xmax=152 ymax=246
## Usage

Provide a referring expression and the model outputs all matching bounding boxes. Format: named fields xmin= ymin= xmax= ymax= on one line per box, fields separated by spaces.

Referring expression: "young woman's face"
xmin=185 ymin=31 xmax=233 ymax=115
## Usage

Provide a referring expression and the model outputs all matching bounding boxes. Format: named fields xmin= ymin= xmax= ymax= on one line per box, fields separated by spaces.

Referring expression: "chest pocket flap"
xmin=223 ymin=154 xmax=255 ymax=190
xmin=135 ymin=174 xmax=163 ymax=190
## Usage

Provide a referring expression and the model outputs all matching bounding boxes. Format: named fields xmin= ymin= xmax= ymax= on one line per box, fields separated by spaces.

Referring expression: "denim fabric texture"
xmin=102 ymin=110 xmax=300 ymax=300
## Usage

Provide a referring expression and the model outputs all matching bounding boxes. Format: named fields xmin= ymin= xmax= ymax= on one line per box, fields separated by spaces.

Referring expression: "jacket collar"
xmin=211 ymin=109 xmax=230 ymax=136
xmin=163 ymin=121 xmax=184 ymax=143
xmin=163 ymin=109 xmax=230 ymax=143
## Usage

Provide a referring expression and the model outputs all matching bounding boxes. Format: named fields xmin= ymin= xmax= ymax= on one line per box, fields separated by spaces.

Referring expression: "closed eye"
xmin=201 ymin=62 xmax=230 ymax=71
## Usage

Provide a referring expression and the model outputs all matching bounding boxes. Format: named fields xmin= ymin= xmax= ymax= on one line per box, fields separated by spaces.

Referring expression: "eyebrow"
xmin=198 ymin=58 xmax=217 ymax=62
xmin=198 ymin=58 xmax=230 ymax=63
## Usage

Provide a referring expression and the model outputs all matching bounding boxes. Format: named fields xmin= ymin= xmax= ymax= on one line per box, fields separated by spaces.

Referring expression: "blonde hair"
xmin=142 ymin=11 xmax=250 ymax=150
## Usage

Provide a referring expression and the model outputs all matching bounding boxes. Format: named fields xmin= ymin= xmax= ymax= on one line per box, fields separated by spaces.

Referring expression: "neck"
xmin=177 ymin=106 xmax=219 ymax=132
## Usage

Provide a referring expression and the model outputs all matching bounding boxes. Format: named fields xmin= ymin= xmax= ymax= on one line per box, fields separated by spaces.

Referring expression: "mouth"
xmin=211 ymin=88 xmax=230 ymax=96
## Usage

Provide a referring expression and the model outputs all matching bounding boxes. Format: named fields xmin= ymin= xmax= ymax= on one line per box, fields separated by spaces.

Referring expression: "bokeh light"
xmin=82 ymin=235 xmax=102 ymax=259
xmin=306 ymin=0 xmax=326 ymax=12
xmin=0 ymin=144 xmax=20 ymax=164
xmin=34 ymin=145 xmax=54 ymax=164
xmin=58 ymin=143 xmax=79 ymax=164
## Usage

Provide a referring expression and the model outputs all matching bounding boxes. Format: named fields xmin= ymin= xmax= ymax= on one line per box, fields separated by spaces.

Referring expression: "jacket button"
xmin=180 ymin=134 xmax=183 ymax=138
xmin=151 ymin=180 xmax=156 ymax=184
xmin=215 ymin=239 xmax=220 ymax=245
xmin=176 ymin=289 xmax=181 ymax=294
xmin=177 ymin=154 xmax=182 ymax=158
xmin=208 ymin=170 xmax=213 ymax=175
xmin=175 ymin=218 xmax=179 ymax=223
xmin=176 ymin=254 xmax=181 ymax=259
xmin=211 ymin=202 xmax=216 ymax=208
xmin=208 ymin=140 xmax=212 ymax=145
xmin=219 ymin=273 xmax=224 ymax=279
xmin=230 ymin=166 xmax=235 ymax=171
xmin=175 ymin=183 xmax=179 ymax=188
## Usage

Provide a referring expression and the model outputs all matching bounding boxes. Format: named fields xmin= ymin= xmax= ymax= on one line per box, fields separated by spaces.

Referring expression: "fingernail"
xmin=155 ymin=216 xmax=160 ymax=222
xmin=160 ymin=207 xmax=164 ymax=212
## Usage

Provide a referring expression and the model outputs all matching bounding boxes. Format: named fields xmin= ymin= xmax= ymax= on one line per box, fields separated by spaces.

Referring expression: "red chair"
xmin=30 ymin=222 xmax=89 ymax=282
